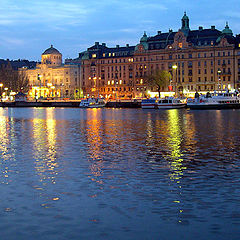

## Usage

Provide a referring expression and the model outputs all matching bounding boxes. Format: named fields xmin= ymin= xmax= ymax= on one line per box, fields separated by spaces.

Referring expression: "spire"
xmin=222 ymin=22 xmax=233 ymax=36
xmin=140 ymin=31 xmax=148 ymax=42
xmin=181 ymin=12 xmax=190 ymax=36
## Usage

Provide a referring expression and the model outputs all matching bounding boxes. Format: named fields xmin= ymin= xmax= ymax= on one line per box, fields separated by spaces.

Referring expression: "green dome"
xmin=222 ymin=22 xmax=233 ymax=36
xmin=140 ymin=31 xmax=148 ymax=42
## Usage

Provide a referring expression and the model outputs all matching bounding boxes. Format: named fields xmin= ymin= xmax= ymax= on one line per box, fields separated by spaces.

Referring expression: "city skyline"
xmin=0 ymin=0 xmax=240 ymax=61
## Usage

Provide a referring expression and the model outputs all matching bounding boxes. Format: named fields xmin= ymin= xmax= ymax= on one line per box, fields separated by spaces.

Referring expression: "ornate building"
xmin=19 ymin=45 xmax=82 ymax=99
xmin=78 ymin=13 xmax=240 ymax=98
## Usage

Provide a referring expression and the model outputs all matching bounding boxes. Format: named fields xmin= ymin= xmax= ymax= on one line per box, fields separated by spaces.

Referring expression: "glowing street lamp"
xmin=172 ymin=64 xmax=178 ymax=96
xmin=217 ymin=69 xmax=222 ymax=91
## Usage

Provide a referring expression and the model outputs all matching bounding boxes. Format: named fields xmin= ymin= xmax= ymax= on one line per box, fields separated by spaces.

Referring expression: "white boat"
xmin=79 ymin=98 xmax=106 ymax=108
xmin=156 ymin=97 xmax=186 ymax=109
xmin=187 ymin=91 xmax=240 ymax=109
xmin=141 ymin=98 xmax=157 ymax=109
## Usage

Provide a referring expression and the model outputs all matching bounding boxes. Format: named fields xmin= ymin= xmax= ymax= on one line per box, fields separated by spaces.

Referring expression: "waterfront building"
xmin=78 ymin=13 xmax=240 ymax=98
xmin=19 ymin=45 xmax=82 ymax=99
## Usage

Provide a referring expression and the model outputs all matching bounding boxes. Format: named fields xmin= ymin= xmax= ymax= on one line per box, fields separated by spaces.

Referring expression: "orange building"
xmin=77 ymin=13 xmax=240 ymax=98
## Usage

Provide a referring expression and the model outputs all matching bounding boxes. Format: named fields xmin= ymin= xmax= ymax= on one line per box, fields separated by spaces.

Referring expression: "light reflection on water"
xmin=0 ymin=108 xmax=239 ymax=239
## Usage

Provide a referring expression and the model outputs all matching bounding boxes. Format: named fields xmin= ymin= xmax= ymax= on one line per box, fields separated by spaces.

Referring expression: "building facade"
xmin=78 ymin=13 xmax=240 ymax=98
xmin=19 ymin=45 xmax=82 ymax=99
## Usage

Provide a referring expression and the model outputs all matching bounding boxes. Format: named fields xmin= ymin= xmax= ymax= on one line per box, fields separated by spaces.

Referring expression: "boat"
xmin=79 ymin=98 xmax=106 ymax=108
xmin=187 ymin=91 xmax=240 ymax=109
xmin=141 ymin=98 xmax=157 ymax=109
xmin=156 ymin=97 xmax=186 ymax=109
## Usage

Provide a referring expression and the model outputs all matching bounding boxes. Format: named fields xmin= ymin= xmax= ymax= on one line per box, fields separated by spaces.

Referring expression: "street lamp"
xmin=172 ymin=64 xmax=178 ymax=96
xmin=217 ymin=70 xmax=222 ymax=91
xmin=38 ymin=74 xmax=42 ymax=99
xmin=0 ymin=83 xmax=3 ymax=100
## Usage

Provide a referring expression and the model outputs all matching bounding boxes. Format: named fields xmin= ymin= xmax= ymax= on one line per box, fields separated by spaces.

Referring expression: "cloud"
xmin=0 ymin=1 xmax=91 ymax=27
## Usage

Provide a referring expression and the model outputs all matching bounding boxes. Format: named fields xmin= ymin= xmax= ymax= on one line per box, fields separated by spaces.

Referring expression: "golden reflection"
xmin=167 ymin=110 xmax=186 ymax=181
xmin=33 ymin=108 xmax=58 ymax=185
xmin=0 ymin=109 xmax=11 ymax=184
xmin=85 ymin=109 xmax=104 ymax=185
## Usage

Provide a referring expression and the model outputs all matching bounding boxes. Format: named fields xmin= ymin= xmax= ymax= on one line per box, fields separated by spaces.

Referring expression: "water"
xmin=0 ymin=107 xmax=239 ymax=240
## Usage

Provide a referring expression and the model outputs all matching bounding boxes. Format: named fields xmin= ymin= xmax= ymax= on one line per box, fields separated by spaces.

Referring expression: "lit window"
xmin=140 ymin=79 xmax=143 ymax=84
xmin=239 ymin=43 xmax=240 ymax=48
xmin=119 ymin=80 xmax=122 ymax=84
xmin=109 ymin=53 xmax=111 ymax=56
xmin=92 ymin=54 xmax=96 ymax=58
xmin=112 ymin=53 xmax=115 ymax=56
xmin=179 ymin=43 xmax=182 ymax=48
xmin=111 ymin=80 xmax=114 ymax=85
xmin=108 ymin=81 xmax=110 ymax=85
xmin=103 ymin=53 xmax=106 ymax=57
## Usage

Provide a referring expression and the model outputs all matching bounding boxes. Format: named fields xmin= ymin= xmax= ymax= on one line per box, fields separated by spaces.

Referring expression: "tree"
xmin=145 ymin=70 xmax=171 ymax=98
xmin=18 ymin=70 xmax=29 ymax=93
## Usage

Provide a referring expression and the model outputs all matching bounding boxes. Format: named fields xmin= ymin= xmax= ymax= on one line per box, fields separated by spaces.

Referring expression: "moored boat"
xmin=187 ymin=91 xmax=240 ymax=109
xmin=141 ymin=98 xmax=157 ymax=109
xmin=156 ymin=97 xmax=186 ymax=109
xmin=79 ymin=98 xmax=106 ymax=108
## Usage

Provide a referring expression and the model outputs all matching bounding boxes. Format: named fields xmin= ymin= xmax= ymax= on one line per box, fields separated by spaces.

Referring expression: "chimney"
xmin=169 ymin=29 xmax=173 ymax=33
xmin=102 ymin=43 xmax=106 ymax=47
xmin=116 ymin=45 xmax=120 ymax=48
xmin=126 ymin=44 xmax=129 ymax=47
xmin=95 ymin=42 xmax=99 ymax=46
xmin=158 ymin=31 xmax=161 ymax=35
xmin=211 ymin=26 xmax=215 ymax=30
xmin=199 ymin=26 xmax=203 ymax=31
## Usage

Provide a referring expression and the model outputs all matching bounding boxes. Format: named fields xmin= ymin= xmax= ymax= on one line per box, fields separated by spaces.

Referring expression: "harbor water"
xmin=0 ymin=107 xmax=239 ymax=240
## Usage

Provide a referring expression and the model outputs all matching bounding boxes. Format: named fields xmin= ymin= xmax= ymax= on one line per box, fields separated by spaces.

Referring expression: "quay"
xmin=0 ymin=100 xmax=142 ymax=108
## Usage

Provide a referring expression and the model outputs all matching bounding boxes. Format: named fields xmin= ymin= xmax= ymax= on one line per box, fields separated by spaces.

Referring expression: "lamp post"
xmin=217 ymin=70 xmax=222 ymax=91
xmin=172 ymin=64 xmax=178 ymax=97
xmin=0 ymin=83 xmax=3 ymax=100
xmin=4 ymin=87 xmax=8 ymax=100
xmin=38 ymin=74 xmax=42 ymax=99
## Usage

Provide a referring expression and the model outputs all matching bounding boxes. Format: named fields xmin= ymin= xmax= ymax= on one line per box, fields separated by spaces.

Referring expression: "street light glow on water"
xmin=0 ymin=108 xmax=239 ymax=240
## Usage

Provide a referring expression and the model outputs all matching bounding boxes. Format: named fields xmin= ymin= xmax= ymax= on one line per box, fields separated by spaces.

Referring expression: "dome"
xmin=140 ymin=31 xmax=148 ymax=42
xmin=222 ymin=22 xmax=233 ymax=36
xmin=42 ymin=45 xmax=61 ymax=55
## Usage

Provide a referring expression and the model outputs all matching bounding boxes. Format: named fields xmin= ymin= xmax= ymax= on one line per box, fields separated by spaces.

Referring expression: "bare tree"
xmin=145 ymin=70 xmax=171 ymax=98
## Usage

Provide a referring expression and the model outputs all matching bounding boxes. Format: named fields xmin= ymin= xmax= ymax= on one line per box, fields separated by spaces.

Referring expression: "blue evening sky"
xmin=0 ymin=0 xmax=240 ymax=61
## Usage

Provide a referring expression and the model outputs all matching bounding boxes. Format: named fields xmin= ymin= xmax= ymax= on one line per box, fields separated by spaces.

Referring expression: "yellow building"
xmin=19 ymin=45 xmax=81 ymax=99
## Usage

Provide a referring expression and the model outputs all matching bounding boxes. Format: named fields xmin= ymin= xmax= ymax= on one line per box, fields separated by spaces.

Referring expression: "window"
xmin=198 ymin=69 xmax=201 ymax=74
xmin=204 ymin=53 xmax=207 ymax=58
xmin=198 ymin=53 xmax=201 ymax=58
xmin=189 ymin=54 xmax=192 ymax=58
xmin=198 ymin=77 xmax=201 ymax=82
xmin=198 ymin=61 xmax=201 ymax=67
